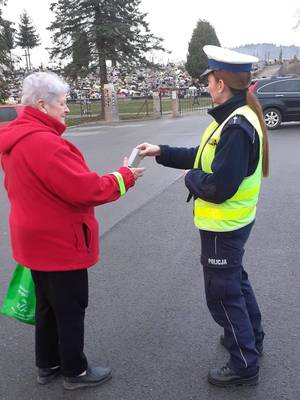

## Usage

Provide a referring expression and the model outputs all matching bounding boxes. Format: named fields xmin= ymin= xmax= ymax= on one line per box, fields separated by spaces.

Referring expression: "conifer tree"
xmin=15 ymin=10 xmax=40 ymax=70
xmin=64 ymin=31 xmax=91 ymax=81
xmin=186 ymin=20 xmax=220 ymax=80
xmin=0 ymin=0 xmax=11 ymax=102
xmin=0 ymin=0 xmax=9 ymax=67
xmin=2 ymin=19 xmax=15 ymax=68
xmin=48 ymin=0 xmax=165 ymax=115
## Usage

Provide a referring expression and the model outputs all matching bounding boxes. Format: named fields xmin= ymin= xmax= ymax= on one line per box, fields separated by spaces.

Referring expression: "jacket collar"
xmin=23 ymin=106 xmax=66 ymax=136
xmin=208 ymin=92 xmax=246 ymax=125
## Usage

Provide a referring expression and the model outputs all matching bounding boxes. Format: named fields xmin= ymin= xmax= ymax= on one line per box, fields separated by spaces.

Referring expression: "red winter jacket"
xmin=0 ymin=106 xmax=135 ymax=271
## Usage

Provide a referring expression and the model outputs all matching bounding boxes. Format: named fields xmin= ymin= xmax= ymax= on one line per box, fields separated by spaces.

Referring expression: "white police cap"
xmin=201 ymin=45 xmax=259 ymax=77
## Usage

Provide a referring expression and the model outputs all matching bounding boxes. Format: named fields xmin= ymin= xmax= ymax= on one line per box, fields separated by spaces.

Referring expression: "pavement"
xmin=0 ymin=115 xmax=300 ymax=400
xmin=255 ymin=64 xmax=281 ymax=78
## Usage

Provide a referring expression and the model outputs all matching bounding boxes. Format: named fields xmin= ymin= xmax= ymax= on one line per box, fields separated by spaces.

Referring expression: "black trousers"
xmin=31 ymin=269 xmax=88 ymax=377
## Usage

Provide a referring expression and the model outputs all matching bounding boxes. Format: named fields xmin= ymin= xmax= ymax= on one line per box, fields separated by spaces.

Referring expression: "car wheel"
xmin=263 ymin=108 xmax=282 ymax=130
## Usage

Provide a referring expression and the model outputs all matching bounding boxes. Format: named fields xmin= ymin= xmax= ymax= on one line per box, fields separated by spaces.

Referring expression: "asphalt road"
xmin=0 ymin=115 xmax=300 ymax=400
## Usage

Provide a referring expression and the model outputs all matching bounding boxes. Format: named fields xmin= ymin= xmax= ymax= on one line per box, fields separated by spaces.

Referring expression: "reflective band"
xmin=112 ymin=172 xmax=126 ymax=196
xmin=221 ymin=300 xmax=248 ymax=368
xmin=194 ymin=205 xmax=255 ymax=220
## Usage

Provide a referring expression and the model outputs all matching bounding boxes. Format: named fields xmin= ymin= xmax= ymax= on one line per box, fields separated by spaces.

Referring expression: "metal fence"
xmin=178 ymin=88 xmax=212 ymax=115
xmin=67 ymin=88 xmax=212 ymax=121
xmin=117 ymin=96 xmax=154 ymax=120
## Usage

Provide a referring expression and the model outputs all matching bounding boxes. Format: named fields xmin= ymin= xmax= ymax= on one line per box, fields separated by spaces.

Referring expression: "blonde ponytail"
xmin=246 ymin=91 xmax=269 ymax=177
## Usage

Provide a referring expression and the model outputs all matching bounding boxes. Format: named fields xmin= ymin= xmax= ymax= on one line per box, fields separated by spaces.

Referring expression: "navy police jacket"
xmin=156 ymin=92 xmax=260 ymax=204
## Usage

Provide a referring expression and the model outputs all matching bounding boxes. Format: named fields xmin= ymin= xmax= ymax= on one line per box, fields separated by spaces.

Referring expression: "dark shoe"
xmin=208 ymin=364 xmax=259 ymax=387
xmin=220 ymin=335 xmax=263 ymax=356
xmin=63 ymin=366 xmax=112 ymax=390
xmin=37 ymin=366 xmax=61 ymax=385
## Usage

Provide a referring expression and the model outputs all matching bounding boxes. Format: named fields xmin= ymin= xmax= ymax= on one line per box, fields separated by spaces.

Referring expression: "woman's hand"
xmin=136 ymin=143 xmax=161 ymax=157
xmin=123 ymin=157 xmax=145 ymax=181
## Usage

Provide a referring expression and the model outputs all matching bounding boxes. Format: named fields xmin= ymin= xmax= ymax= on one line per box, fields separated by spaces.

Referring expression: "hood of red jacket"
xmin=0 ymin=106 xmax=66 ymax=154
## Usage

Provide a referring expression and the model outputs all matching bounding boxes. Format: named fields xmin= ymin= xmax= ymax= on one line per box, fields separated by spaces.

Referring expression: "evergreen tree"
xmin=0 ymin=0 xmax=9 ymax=67
xmin=64 ymin=31 xmax=91 ymax=81
xmin=48 ymin=0 xmax=165 ymax=116
xmin=72 ymin=31 xmax=91 ymax=70
xmin=15 ymin=10 xmax=41 ymax=70
xmin=2 ymin=19 xmax=15 ymax=68
xmin=186 ymin=20 xmax=220 ymax=80
xmin=0 ymin=0 xmax=11 ymax=102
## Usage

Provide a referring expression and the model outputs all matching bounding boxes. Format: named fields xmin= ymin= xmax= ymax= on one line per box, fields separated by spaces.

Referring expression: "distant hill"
xmin=232 ymin=43 xmax=300 ymax=61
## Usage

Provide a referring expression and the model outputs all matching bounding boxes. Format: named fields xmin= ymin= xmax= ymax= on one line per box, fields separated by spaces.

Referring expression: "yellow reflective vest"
xmin=193 ymin=105 xmax=263 ymax=232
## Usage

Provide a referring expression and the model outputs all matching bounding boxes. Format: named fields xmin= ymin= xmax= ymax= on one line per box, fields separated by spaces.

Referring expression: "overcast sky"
xmin=2 ymin=0 xmax=300 ymax=68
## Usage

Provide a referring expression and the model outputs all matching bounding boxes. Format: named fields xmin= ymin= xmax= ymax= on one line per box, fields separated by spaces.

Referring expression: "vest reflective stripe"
xmin=194 ymin=205 xmax=255 ymax=220
xmin=193 ymin=105 xmax=263 ymax=232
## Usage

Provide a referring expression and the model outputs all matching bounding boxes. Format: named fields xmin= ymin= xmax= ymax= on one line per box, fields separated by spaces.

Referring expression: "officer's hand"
xmin=123 ymin=157 xmax=145 ymax=181
xmin=136 ymin=143 xmax=160 ymax=157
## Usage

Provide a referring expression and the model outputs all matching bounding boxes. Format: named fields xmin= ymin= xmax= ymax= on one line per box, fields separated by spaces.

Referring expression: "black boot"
xmin=208 ymin=364 xmax=259 ymax=387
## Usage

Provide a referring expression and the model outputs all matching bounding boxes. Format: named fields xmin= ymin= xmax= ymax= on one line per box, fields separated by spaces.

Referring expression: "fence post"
xmin=103 ymin=83 xmax=119 ymax=122
xmin=153 ymin=91 xmax=160 ymax=118
xmin=171 ymin=90 xmax=179 ymax=118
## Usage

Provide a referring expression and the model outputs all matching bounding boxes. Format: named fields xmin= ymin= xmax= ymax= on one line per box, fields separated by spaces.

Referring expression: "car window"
xmin=272 ymin=80 xmax=300 ymax=93
xmin=257 ymin=82 xmax=277 ymax=93
xmin=0 ymin=107 xmax=17 ymax=122
xmin=258 ymin=79 xmax=300 ymax=94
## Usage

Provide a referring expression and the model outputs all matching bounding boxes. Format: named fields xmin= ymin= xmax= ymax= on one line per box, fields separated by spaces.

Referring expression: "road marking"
xmin=111 ymin=124 xmax=145 ymax=129
xmin=66 ymin=126 xmax=107 ymax=135
xmin=163 ymin=131 xmax=198 ymax=137
xmin=64 ymin=131 xmax=108 ymax=137
xmin=66 ymin=123 xmax=146 ymax=136
xmin=69 ymin=125 xmax=108 ymax=130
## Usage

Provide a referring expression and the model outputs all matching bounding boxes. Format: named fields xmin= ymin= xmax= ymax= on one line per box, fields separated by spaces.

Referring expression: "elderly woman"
xmin=0 ymin=72 xmax=144 ymax=390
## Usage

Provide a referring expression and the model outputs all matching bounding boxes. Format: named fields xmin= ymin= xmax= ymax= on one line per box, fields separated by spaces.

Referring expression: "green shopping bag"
xmin=0 ymin=263 xmax=36 ymax=325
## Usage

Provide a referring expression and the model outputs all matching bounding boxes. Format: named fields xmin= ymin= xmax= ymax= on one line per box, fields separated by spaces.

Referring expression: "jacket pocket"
xmin=72 ymin=222 xmax=92 ymax=251
xmin=82 ymin=223 xmax=91 ymax=249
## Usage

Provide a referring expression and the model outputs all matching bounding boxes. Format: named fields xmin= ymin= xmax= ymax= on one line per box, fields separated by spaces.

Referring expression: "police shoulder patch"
xmin=223 ymin=114 xmax=256 ymax=143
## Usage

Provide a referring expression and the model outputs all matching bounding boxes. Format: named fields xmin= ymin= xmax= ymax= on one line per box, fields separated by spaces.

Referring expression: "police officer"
xmin=137 ymin=45 xmax=269 ymax=387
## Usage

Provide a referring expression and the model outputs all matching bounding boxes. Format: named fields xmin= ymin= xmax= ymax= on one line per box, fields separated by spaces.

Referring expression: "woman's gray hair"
xmin=21 ymin=71 xmax=69 ymax=106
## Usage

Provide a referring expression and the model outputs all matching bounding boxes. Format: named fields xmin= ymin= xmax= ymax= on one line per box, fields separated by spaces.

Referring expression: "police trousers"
xmin=200 ymin=222 xmax=264 ymax=376
xmin=31 ymin=269 xmax=88 ymax=377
